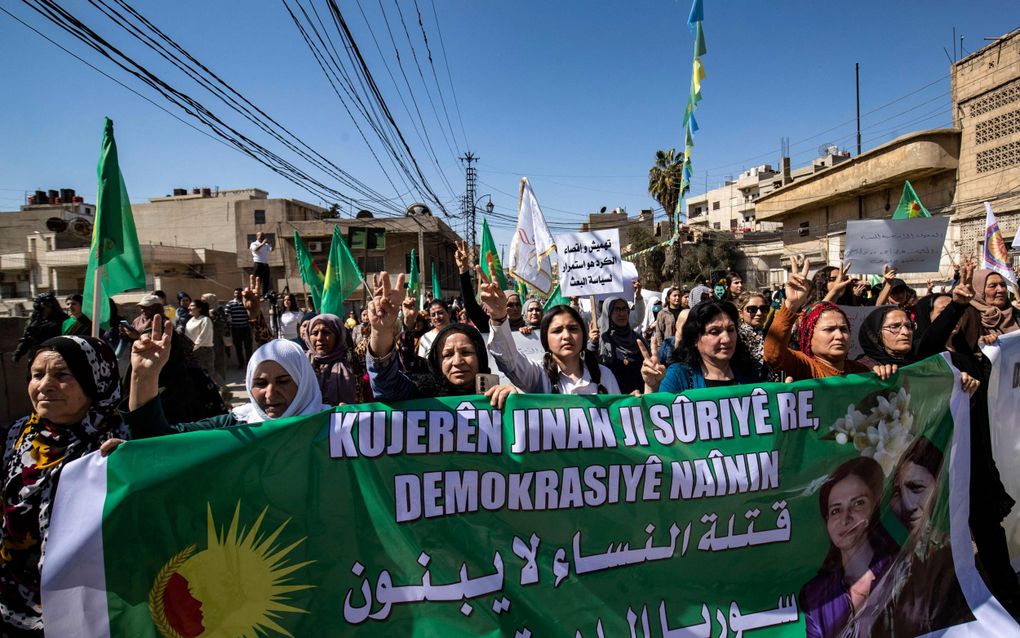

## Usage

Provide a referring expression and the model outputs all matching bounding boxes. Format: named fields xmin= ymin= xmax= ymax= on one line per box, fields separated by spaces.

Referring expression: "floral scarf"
xmin=1 ymin=337 xmax=128 ymax=633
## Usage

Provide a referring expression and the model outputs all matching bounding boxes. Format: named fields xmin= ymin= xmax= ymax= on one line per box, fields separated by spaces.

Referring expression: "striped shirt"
xmin=224 ymin=299 xmax=250 ymax=328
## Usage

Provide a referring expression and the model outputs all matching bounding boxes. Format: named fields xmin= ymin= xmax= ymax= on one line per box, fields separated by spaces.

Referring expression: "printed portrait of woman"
xmin=858 ymin=437 xmax=973 ymax=636
xmin=800 ymin=456 xmax=899 ymax=638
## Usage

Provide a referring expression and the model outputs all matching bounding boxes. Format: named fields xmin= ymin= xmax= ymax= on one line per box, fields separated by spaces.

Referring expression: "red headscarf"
xmin=799 ymin=302 xmax=850 ymax=358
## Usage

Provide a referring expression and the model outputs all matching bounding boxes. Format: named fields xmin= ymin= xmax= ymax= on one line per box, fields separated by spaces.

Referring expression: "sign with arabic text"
xmin=41 ymin=356 xmax=1018 ymax=636
xmin=843 ymin=216 xmax=950 ymax=274
xmin=556 ymin=229 xmax=624 ymax=297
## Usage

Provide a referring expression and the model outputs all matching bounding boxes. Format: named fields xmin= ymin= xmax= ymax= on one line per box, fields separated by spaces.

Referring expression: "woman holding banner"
xmin=2 ymin=335 xmax=129 ymax=635
xmin=765 ymin=259 xmax=872 ymax=381
xmin=125 ymin=317 xmax=327 ymax=437
xmin=639 ymin=300 xmax=758 ymax=393
xmin=365 ymin=272 xmax=519 ymax=407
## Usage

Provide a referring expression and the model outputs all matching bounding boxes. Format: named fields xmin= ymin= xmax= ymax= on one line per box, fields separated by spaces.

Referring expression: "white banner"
xmin=843 ymin=216 xmax=950 ymax=274
xmin=982 ymin=330 xmax=1020 ymax=568
xmin=555 ymin=229 xmax=624 ymax=297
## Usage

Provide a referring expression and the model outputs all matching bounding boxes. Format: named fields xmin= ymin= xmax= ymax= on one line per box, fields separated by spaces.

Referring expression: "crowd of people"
xmin=3 ymin=254 xmax=1020 ymax=635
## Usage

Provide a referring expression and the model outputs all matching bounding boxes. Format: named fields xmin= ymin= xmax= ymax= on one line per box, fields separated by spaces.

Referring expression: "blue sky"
xmin=1 ymin=1 xmax=1018 ymax=251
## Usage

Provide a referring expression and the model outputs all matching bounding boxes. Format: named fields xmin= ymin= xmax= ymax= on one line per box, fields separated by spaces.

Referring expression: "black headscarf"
xmin=913 ymin=293 xmax=948 ymax=337
xmin=858 ymin=306 xmax=912 ymax=365
xmin=414 ymin=322 xmax=491 ymax=396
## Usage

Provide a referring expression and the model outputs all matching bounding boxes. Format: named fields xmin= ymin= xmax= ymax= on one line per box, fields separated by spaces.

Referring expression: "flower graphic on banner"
xmin=830 ymin=387 xmax=915 ymax=474
xmin=149 ymin=503 xmax=314 ymax=638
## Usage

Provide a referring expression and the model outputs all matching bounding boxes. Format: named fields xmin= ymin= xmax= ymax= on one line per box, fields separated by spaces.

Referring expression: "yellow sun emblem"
xmin=149 ymin=503 xmax=314 ymax=638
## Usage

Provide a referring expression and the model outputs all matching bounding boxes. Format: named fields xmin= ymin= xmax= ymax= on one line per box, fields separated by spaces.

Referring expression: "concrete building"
xmin=951 ymin=28 xmax=1020 ymax=261
xmin=754 ymin=129 xmax=960 ymax=285
xmin=282 ymin=204 xmax=462 ymax=310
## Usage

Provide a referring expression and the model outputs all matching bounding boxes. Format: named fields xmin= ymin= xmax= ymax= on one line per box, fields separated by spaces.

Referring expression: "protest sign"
xmin=512 ymin=330 xmax=545 ymax=365
xmin=42 ymin=356 xmax=1017 ymax=636
xmin=556 ymin=229 xmax=624 ymax=297
xmin=843 ymin=216 xmax=949 ymax=274
xmin=593 ymin=260 xmax=639 ymax=302
xmin=983 ymin=330 xmax=1020 ymax=568
xmin=839 ymin=304 xmax=893 ymax=360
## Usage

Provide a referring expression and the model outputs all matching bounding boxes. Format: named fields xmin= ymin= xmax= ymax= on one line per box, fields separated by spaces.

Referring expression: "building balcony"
xmin=0 ymin=253 xmax=29 ymax=270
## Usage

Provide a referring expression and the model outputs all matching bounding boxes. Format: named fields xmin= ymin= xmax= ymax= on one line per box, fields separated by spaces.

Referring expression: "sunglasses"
xmin=743 ymin=305 xmax=767 ymax=315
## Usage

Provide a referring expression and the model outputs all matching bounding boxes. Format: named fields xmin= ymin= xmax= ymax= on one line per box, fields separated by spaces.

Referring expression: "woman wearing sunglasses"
xmin=736 ymin=291 xmax=782 ymax=382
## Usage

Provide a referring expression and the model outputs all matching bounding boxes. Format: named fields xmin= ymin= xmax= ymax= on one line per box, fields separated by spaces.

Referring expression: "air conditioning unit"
xmin=307 ymin=241 xmax=323 ymax=252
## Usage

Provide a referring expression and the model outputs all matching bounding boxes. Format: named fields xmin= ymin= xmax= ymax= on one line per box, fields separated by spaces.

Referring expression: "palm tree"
xmin=647 ymin=149 xmax=683 ymax=227
xmin=648 ymin=148 xmax=685 ymax=282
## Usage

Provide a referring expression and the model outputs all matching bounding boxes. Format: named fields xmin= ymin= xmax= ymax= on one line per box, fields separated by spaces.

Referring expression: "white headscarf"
xmin=232 ymin=339 xmax=328 ymax=423
xmin=641 ymin=296 xmax=662 ymax=332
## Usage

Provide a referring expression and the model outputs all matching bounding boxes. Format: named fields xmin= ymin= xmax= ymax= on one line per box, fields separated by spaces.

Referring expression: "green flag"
xmin=543 ymin=282 xmax=569 ymax=311
xmin=479 ymin=218 xmax=507 ymax=289
xmin=409 ymin=248 xmax=421 ymax=303
xmin=294 ymin=230 xmax=324 ymax=311
xmin=431 ymin=261 xmax=442 ymax=301
xmin=82 ymin=119 xmax=146 ymax=330
xmin=516 ymin=278 xmax=528 ymax=301
xmin=319 ymin=225 xmax=362 ymax=315
xmin=892 ymin=180 xmax=931 ymax=219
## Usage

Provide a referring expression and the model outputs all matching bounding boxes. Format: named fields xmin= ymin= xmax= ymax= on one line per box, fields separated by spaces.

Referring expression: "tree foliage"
xmin=647 ymin=149 xmax=682 ymax=226
xmin=672 ymin=233 xmax=743 ymax=286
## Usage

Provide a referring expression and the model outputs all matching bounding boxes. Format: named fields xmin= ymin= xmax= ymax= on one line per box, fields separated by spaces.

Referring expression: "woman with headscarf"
xmin=12 ymin=293 xmax=67 ymax=362
xmin=961 ymin=268 xmax=1019 ymax=346
xmin=304 ymin=313 xmax=361 ymax=405
xmin=520 ymin=298 xmax=544 ymax=336
xmin=766 ymin=259 xmax=871 ymax=381
xmin=125 ymin=319 xmax=327 ymax=437
xmin=654 ymin=287 xmax=685 ymax=344
xmin=2 ymin=336 xmax=128 ymax=635
xmin=640 ymin=295 xmax=662 ymax=341
xmin=365 ymin=272 xmax=518 ymax=407
xmin=590 ymin=295 xmax=647 ymax=394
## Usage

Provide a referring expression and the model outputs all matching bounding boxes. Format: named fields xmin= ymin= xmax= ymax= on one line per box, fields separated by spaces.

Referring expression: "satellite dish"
xmin=817 ymin=143 xmax=835 ymax=157
xmin=45 ymin=217 xmax=68 ymax=232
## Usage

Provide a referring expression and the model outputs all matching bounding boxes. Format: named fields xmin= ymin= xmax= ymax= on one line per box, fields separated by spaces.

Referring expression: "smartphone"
xmin=475 ymin=373 xmax=500 ymax=393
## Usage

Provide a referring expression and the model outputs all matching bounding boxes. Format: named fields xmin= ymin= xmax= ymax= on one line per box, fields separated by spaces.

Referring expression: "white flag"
xmin=508 ymin=178 xmax=557 ymax=295
xmin=981 ymin=202 xmax=1018 ymax=289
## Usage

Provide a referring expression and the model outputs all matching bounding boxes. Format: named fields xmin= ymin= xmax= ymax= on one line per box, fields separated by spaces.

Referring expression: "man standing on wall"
xmin=250 ymin=231 xmax=272 ymax=298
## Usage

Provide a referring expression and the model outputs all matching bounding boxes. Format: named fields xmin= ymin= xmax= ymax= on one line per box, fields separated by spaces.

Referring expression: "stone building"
xmin=951 ymin=28 xmax=1020 ymax=261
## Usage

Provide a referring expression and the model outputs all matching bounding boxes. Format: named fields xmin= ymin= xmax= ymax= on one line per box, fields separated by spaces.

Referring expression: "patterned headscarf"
xmin=1 ymin=336 xmax=128 ymax=632
xmin=799 ymin=302 xmax=850 ymax=359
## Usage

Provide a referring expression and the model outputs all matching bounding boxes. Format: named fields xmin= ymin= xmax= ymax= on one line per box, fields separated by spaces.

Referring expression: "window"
xmin=357 ymin=255 xmax=385 ymax=273
xmin=712 ymin=201 xmax=720 ymax=210
xmin=798 ymin=221 xmax=809 ymax=237
xmin=253 ymin=209 xmax=266 ymax=225
xmin=713 ymin=222 xmax=721 ymax=230
xmin=348 ymin=227 xmax=386 ymax=250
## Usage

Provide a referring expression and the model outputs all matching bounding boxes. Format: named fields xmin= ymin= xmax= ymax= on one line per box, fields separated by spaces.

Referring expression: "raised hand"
xmin=367 ymin=271 xmax=407 ymax=357
xmin=783 ymin=256 xmax=813 ymax=312
xmin=632 ymin=279 xmax=642 ymax=300
xmin=824 ymin=261 xmax=853 ymax=302
xmin=242 ymin=275 xmax=261 ymax=315
xmin=588 ymin=318 xmax=600 ymax=344
xmin=952 ymin=259 xmax=976 ymax=305
xmin=478 ymin=255 xmax=508 ymax=321
xmin=401 ymin=294 xmax=419 ymax=329
xmin=637 ymin=337 xmax=666 ymax=392
xmin=881 ymin=263 xmax=898 ymax=283
xmin=454 ymin=240 xmax=472 ymax=275
xmin=131 ymin=314 xmax=172 ymax=379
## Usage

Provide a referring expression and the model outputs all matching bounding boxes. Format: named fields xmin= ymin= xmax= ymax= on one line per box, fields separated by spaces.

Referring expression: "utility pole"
xmin=855 ymin=63 xmax=862 ymax=156
xmin=460 ymin=151 xmax=479 ymax=259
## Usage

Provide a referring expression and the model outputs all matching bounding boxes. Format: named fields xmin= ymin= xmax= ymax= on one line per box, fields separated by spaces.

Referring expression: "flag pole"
xmin=90 ymin=265 xmax=104 ymax=338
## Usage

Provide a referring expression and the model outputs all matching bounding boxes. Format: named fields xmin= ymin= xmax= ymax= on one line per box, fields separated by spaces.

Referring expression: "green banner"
xmin=41 ymin=356 xmax=1015 ymax=636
